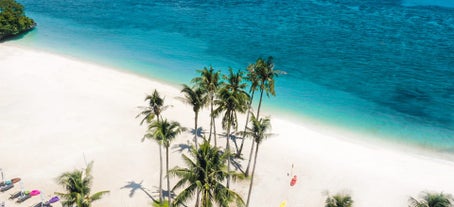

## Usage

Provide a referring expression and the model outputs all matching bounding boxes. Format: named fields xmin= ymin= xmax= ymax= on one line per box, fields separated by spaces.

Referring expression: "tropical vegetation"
xmin=170 ymin=141 xmax=244 ymax=207
xmin=409 ymin=192 xmax=453 ymax=207
xmin=139 ymin=89 xmax=169 ymax=204
xmin=325 ymin=193 xmax=353 ymax=207
xmin=0 ymin=0 xmax=35 ymax=40
xmin=55 ymin=162 xmax=109 ymax=207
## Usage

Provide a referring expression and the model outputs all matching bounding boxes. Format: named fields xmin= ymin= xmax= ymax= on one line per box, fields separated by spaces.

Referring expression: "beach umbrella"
xmin=11 ymin=177 xmax=21 ymax=184
xmin=280 ymin=200 xmax=287 ymax=207
xmin=48 ymin=196 xmax=60 ymax=204
xmin=30 ymin=190 xmax=40 ymax=196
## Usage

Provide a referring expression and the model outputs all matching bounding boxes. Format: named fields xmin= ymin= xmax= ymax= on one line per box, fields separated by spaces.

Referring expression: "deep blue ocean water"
xmin=13 ymin=0 xmax=454 ymax=150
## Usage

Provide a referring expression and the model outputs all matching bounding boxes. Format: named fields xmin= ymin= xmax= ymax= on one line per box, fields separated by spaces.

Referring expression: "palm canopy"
xmin=148 ymin=119 xmax=185 ymax=148
xmin=254 ymin=56 xmax=285 ymax=97
xmin=137 ymin=89 xmax=169 ymax=125
xmin=191 ymin=66 xmax=221 ymax=98
xmin=242 ymin=113 xmax=272 ymax=145
xmin=170 ymin=141 xmax=244 ymax=207
xmin=55 ymin=162 xmax=109 ymax=207
xmin=192 ymin=66 xmax=222 ymax=143
xmin=325 ymin=193 xmax=353 ymax=207
xmin=213 ymin=68 xmax=249 ymax=131
xmin=179 ymin=84 xmax=207 ymax=114
xmin=245 ymin=63 xmax=259 ymax=95
xmin=409 ymin=192 xmax=453 ymax=207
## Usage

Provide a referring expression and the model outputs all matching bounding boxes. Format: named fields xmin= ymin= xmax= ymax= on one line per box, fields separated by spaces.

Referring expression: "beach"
xmin=1 ymin=44 xmax=454 ymax=206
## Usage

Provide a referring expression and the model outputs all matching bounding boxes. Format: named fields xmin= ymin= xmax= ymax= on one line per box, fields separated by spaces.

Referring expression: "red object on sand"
xmin=290 ymin=175 xmax=297 ymax=186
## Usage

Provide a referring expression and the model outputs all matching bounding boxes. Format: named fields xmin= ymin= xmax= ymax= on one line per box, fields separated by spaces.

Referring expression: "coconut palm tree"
xmin=213 ymin=68 xmax=249 ymax=188
xmin=325 ymin=193 xmax=353 ymax=207
xmin=237 ymin=63 xmax=259 ymax=156
xmin=409 ymin=192 xmax=453 ymax=207
xmin=170 ymin=141 xmax=244 ymax=207
xmin=137 ymin=89 xmax=170 ymax=124
xmin=149 ymin=119 xmax=185 ymax=207
xmin=192 ymin=66 xmax=221 ymax=146
xmin=242 ymin=113 xmax=272 ymax=207
xmin=138 ymin=89 xmax=169 ymax=204
xmin=254 ymin=56 xmax=285 ymax=119
xmin=244 ymin=57 xmax=284 ymax=176
xmin=55 ymin=162 xmax=109 ymax=207
xmin=178 ymin=84 xmax=207 ymax=149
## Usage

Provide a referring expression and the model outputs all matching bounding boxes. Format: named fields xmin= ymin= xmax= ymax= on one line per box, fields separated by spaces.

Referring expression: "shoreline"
xmin=1 ymin=43 xmax=454 ymax=206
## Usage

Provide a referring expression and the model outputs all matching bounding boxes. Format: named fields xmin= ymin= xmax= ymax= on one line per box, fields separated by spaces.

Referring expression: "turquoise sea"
xmin=13 ymin=0 xmax=454 ymax=150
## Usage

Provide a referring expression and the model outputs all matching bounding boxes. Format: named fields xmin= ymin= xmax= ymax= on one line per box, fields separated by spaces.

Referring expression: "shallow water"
xmin=14 ymin=0 xmax=454 ymax=149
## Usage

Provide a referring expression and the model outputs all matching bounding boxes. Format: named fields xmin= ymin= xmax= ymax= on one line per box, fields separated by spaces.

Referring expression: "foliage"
xmin=178 ymin=84 xmax=207 ymax=148
xmin=149 ymin=119 xmax=185 ymax=207
xmin=170 ymin=141 xmax=244 ymax=207
xmin=137 ymin=89 xmax=169 ymax=125
xmin=0 ymin=0 xmax=35 ymax=40
xmin=325 ymin=193 xmax=353 ymax=207
xmin=191 ymin=66 xmax=222 ymax=144
xmin=55 ymin=162 xmax=109 ymax=207
xmin=409 ymin=192 xmax=453 ymax=207
xmin=243 ymin=114 xmax=272 ymax=207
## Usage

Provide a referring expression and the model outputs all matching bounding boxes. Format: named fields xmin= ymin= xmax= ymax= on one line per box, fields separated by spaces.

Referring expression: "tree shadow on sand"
xmin=120 ymin=180 xmax=157 ymax=203
xmin=190 ymin=127 xmax=205 ymax=138
xmin=172 ymin=141 xmax=191 ymax=153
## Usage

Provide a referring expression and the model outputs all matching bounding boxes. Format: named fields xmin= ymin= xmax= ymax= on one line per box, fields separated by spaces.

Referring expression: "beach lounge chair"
xmin=9 ymin=191 xmax=21 ymax=199
xmin=31 ymin=196 xmax=59 ymax=207
xmin=0 ymin=178 xmax=20 ymax=187
xmin=16 ymin=190 xmax=40 ymax=203
xmin=0 ymin=184 xmax=14 ymax=192
xmin=16 ymin=191 xmax=31 ymax=203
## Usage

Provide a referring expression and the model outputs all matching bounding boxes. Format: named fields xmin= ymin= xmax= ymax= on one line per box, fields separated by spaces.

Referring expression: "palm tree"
xmin=244 ymin=56 xmax=284 ymax=176
xmin=136 ymin=89 xmax=169 ymax=124
xmin=409 ymin=192 xmax=453 ymax=207
xmin=192 ymin=66 xmax=221 ymax=146
xmin=178 ymin=84 xmax=207 ymax=149
xmin=325 ymin=193 xmax=353 ymax=207
xmin=237 ymin=63 xmax=259 ymax=156
xmin=254 ymin=56 xmax=285 ymax=119
xmin=242 ymin=114 xmax=272 ymax=207
xmin=213 ymin=68 xmax=249 ymax=188
xmin=55 ymin=162 xmax=109 ymax=207
xmin=138 ymin=89 xmax=169 ymax=204
xmin=170 ymin=141 xmax=244 ymax=207
xmin=149 ymin=119 xmax=185 ymax=207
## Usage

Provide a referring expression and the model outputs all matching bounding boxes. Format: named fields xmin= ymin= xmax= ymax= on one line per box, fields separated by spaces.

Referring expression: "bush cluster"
xmin=0 ymin=0 xmax=35 ymax=40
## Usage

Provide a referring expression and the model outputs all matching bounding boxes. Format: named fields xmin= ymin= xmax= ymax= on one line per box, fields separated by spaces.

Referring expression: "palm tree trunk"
xmin=246 ymin=142 xmax=259 ymax=207
xmin=166 ymin=147 xmax=172 ymax=207
xmin=238 ymin=90 xmax=255 ymax=156
xmin=208 ymin=97 xmax=213 ymax=143
xmin=244 ymin=139 xmax=255 ymax=176
xmin=159 ymin=144 xmax=163 ymax=203
xmin=195 ymin=190 xmax=200 ymax=207
xmin=226 ymin=120 xmax=232 ymax=189
xmin=194 ymin=112 xmax=198 ymax=149
xmin=213 ymin=116 xmax=217 ymax=147
xmin=256 ymin=88 xmax=264 ymax=119
xmin=156 ymin=116 xmax=163 ymax=204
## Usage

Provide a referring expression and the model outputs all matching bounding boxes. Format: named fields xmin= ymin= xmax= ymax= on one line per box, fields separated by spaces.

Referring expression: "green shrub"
xmin=0 ymin=0 xmax=35 ymax=40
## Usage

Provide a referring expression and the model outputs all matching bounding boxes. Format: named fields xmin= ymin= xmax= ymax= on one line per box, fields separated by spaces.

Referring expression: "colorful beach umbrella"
xmin=280 ymin=200 xmax=287 ymax=207
xmin=30 ymin=190 xmax=40 ymax=196
xmin=48 ymin=196 xmax=60 ymax=204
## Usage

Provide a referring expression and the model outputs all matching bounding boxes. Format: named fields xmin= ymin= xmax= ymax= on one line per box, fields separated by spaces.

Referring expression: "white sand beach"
xmin=1 ymin=44 xmax=454 ymax=207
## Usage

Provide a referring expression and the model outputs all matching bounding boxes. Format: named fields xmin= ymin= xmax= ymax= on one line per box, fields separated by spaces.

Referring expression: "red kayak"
xmin=290 ymin=175 xmax=297 ymax=186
